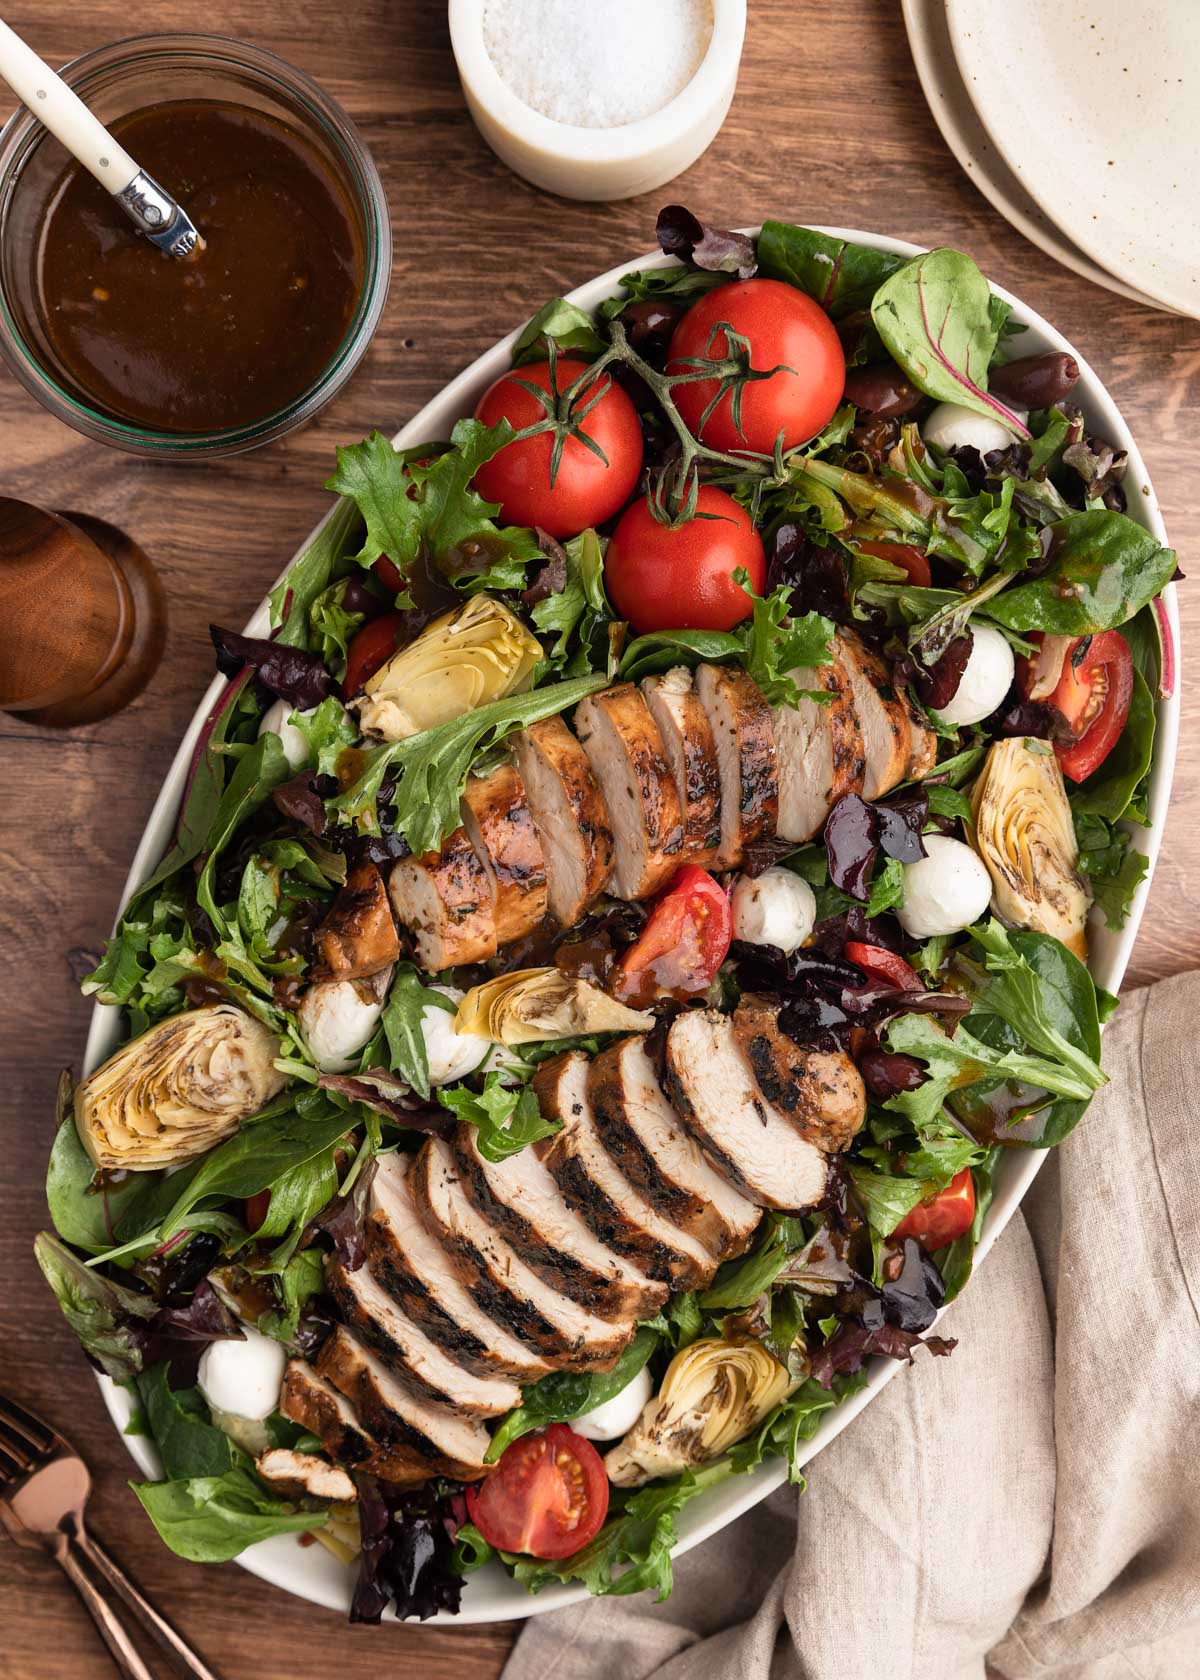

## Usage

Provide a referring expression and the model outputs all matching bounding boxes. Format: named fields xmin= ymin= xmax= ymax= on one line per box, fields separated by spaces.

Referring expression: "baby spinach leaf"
xmin=131 ymin=1468 xmax=322 ymax=1562
xmin=757 ymin=222 xmax=903 ymax=317
xmin=987 ymin=511 xmax=1178 ymax=635
xmin=488 ymin=1326 xmax=659 ymax=1460
xmin=437 ymin=1072 xmax=560 ymax=1163
xmin=45 ymin=1075 xmax=148 ymax=1253
xmin=35 ymin=1232 xmax=157 ymax=1381
xmin=871 ymin=248 xmax=1029 ymax=437
xmin=618 ymin=627 xmax=744 ymax=682
xmin=514 ymin=298 xmax=606 ymax=366
xmin=968 ymin=922 xmax=1104 ymax=1072
xmin=599 ymin=264 xmax=726 ymax=319
xmin=139 ymin=1364 xmax=247 ymax=1480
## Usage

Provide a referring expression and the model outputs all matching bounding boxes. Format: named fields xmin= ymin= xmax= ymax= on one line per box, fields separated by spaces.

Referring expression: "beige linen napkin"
xmin=503 ymin=973 xmax=1200 ymax=1680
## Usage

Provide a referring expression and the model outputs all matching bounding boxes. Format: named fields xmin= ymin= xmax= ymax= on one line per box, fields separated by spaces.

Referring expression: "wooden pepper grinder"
xmin=0 ymin=498 xmax=165 ymax=725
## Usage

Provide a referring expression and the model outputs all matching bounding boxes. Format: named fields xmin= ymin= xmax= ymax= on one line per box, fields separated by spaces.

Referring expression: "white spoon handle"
xmin=0 ymin=19 xmax=138 ymax=192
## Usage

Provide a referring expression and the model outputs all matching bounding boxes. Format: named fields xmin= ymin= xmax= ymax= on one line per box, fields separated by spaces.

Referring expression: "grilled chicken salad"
xmin=40 ymin=209 xmax=1177 ymax=1619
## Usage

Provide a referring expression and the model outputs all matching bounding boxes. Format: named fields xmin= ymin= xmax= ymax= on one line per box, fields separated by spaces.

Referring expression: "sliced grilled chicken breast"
xmin=732 ymin=994 xmax=867 ymax=1154
xmin=694 ymin=664 xmax=778 ymax=868
xmin=387 ymin=825 xmax=496 ymax=970
xmin=280 ymin=1360 xmax=430 ymax=1485
xmin=773 ymin=652 xmax=867 ymax=842
xmin=574 ymin=685 xmax=685 ymax=899
xmin=326 ymin=1258 xmax=521 ymax=1418
xmin=837 ymin=631 xmax=913 ymax=800
xmin=513 ymin=716 xmax=614 ymax=925
xmin=533 ymin=1051 xmax=716 ymax=1289
xmin=901 ymin=690 xmax=938 ymax=780
xmin=310 ymin=861 xmax=400 ymax=983
xmin=453 ymin=1124 xmax=667 ymax=1322
xmin=460 ymin=764 xmax=548 ymax=944
xmin=317 ymin=1325 xmax=492 ymax=1480
xmin=640 ymin=668 xmax=723 ymax=865
xmin=664 ymin=1009 xmax=828 ymax=1210
xmin=256 ymin=1448 xmax=357 ymax=1504
xmin=411 ymin=1137 xmax=634 ymax=1369
xmin=588 ymin=1037 xmax=761 ymax=1259
xmin=365 ymin=1153 xmax=552 ymax=1383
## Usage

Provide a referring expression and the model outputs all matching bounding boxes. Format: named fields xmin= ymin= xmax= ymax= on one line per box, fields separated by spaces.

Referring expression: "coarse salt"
xmin=482 ymin=0 xmax=714 ymax=129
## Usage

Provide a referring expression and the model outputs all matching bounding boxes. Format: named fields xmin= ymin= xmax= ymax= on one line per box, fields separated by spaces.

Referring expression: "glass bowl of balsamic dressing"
xmin=0 ymin=34 xmax=391 ymax=457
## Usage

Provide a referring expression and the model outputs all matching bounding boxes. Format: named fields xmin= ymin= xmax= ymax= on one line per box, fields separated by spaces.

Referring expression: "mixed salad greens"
xmin=39 ymin=208 xmax=1176 ymax=1620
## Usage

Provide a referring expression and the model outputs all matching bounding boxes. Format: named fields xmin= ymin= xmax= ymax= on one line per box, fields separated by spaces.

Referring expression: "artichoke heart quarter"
xmin=355 ymin=594 xmax=541 ymax=742
xmin=604 ymin=1338 xmax=793 ymax=1487
xmin=970 ymin=736 xmax=1090 ymax=960
xmin=453 ymin=968 xmax=654 ymax=1045
xmin=75 ymin=1004 xmax=286 ymax=1171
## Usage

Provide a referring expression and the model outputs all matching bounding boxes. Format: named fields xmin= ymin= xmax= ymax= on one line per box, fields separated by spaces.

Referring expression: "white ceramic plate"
xmin=946 ymin=0 xmax=1200 ymax=320
xmin=87 ymin=228 xmax=1181 ymax=1623
xmin=901 ymin=0 xmax=1169 ymax=312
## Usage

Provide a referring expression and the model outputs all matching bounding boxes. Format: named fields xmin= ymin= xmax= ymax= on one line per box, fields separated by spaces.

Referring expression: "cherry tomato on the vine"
xmin=667 ymin=279 xmax=845 ymax=456
xmin=604 ymin=485 xmax=765 ymax=634
xmin=472 ymin=358 xmax=643 ymax=539
xmin=465 ymin=1424 xmax=609 ymax=1561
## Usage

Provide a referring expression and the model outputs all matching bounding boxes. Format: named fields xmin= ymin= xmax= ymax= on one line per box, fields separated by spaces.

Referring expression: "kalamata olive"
xmin=621 ymin=298 xmax=685 ymax=359
xmin=843 ymin=363 xmax=924 ymax=417
xmin=858 ymin=1048 xmax=927 ymax=1099
xmin=990 ymin=351 xmax=1079 ymax=409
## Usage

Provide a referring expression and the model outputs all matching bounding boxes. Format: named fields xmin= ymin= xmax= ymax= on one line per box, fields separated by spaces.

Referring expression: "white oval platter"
xmin=84 ymin=228 xmax=1180 ymax=1623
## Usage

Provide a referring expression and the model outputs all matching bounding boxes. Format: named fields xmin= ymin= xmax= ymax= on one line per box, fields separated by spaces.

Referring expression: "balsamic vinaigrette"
xmin=34 ymin=99 xmax=364 ymax=433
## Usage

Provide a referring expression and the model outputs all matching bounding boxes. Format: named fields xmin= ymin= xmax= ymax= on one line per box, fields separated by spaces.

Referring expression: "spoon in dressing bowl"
xmin=0 ymin=18 xmax=203 ymax=257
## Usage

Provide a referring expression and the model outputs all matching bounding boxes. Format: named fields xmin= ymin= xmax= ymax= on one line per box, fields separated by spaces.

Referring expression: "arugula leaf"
xmin=132 ymin=1468 xmax=322 ymax=1562
xmin=333 ymin=672 xmax=608 ymax=852
xmin=506 ymin=1462 xmax=733 ymax=1600
xmin=728 ymin=1370 xmax=868 ymax=1481
xmin=488 ymin=1327 xmax=659 ymax=1460
xmin=437 ymin=1072 xmax=560 ymax=1163
xmin=757 ymin=222 xmax=903 ymax=317
xmin=380 ymin=964 xmax=451 ymax=1100
xmin=307 ymin=580 xmax=366 ymax=682
xmin=697 ymin=1214 xmax=807 ymax=1311
xmin=531 ymin=529 xmax=613 ymax=672
xmin=514 ymin=298 xmax=606 ymax=365
xmin=35 ymin=1232 xmax=157 ymax=1380
xmin=139 ymin=1365 xmax=246 ymax=1479
xmin=870 ymin=248 xmax=1029 ymax=437
xmin=986 ymin=512 xmax=1178 ymax=635
xmin=268 ymin=498 xmax=361 ymax=647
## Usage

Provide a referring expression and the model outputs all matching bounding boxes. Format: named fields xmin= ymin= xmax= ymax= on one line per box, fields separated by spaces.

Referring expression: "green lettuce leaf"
xmin=131 ymin=1468 xmax=322 ymax=1563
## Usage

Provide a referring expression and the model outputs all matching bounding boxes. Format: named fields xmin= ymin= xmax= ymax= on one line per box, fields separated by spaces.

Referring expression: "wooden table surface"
xmin=1 ymin=2 xmax=1196 ymax=1676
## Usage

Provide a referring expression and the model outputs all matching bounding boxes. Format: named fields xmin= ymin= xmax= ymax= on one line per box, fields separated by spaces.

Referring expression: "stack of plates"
xmin=903 ymin=0 xmax=1200 ymax=318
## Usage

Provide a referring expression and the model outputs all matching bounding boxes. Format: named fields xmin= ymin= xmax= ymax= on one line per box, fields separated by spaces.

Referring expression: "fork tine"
xmin=0 ymin=1438 xmax=28 ymax=1483
xmin=0 ymin=1392 xmax=56 ymax=1455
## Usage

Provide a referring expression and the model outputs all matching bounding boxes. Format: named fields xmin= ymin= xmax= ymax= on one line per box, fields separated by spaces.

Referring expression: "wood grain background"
xmin=1 ymin=3 xmax=1196 ymax=1676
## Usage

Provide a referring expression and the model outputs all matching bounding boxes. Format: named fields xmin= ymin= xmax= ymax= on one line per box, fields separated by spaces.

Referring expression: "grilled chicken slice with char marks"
xmin=773 ymin=652 xmax=867 ymax=842
xmin=256 ymin=1448 xmax=357 ymax=1503
xmin=640 ymin=668 xmax=723 ymax=866
xmin=317 ymin=1325 xmax=492 ymax=1480
xmin=310 ymin=861 xmax=400 ymax=983
xmin=664 ymin=1009 xmax=828 ymax=1210
xmin=574 ymin=684 xmax=685 ymax=899
xmin=410 ymin=1137 xmax=635 ymax=1369
xmin=837 ymin=631 xmax=917 ymax=800
xmin=694 ymin=664 xmax=778 ymax=869
xmin=533 ymin=1051 xmax=718 ymax=1289
xmin=326 ymin=1258 xmax=521 ymax=1418
xmin=901 ymin=689 xmax=938 ymax=780
xmin=588 ymin=1037 xmax=761 ymax=1260
xmin=452 ymin=1124 xmax=667 ymax=1322
xmin=513 ymin=716 xmax=614 ymax=925
xmin=280 ymin=1360 xmax=432 ymax=1485
xmin=387 ymin=825 xmax=496 ymax=970
xmin=460 ymin=763 xmax=548 ymax=944
xmin=732 ymin=995 xmax=867 ymax=1154
xmin=365 ymin=1152 xmax=552 ymax=1384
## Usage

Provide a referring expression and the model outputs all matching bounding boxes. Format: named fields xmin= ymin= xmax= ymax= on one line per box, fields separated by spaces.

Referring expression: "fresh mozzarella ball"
xmin=931 ymin=625 xmax=1015 ymax=728
xmin=572 ymin=1366 xmax=654 ymax=1443
xmin=299 ymin=978 xmax=386 ymax=1073
xmin=257 ymin=699 xmax=316 ymax=772
xmin=730 ymin=868 xmax=816 ymax=955
xmin=198 ymin=1327 xmax=287 ymax=1422
xmin=922 ymin=401 xmax=1019 ymax=456
xmin=422 ymin=986 xmax=490 ymax=1086
xmin=897 ymin=836 xmax=993 ymax=938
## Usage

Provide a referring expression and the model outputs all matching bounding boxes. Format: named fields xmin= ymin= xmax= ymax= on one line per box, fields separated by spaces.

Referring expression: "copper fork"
xmin=0 ymin=1387 xmax=222 ymax=1680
